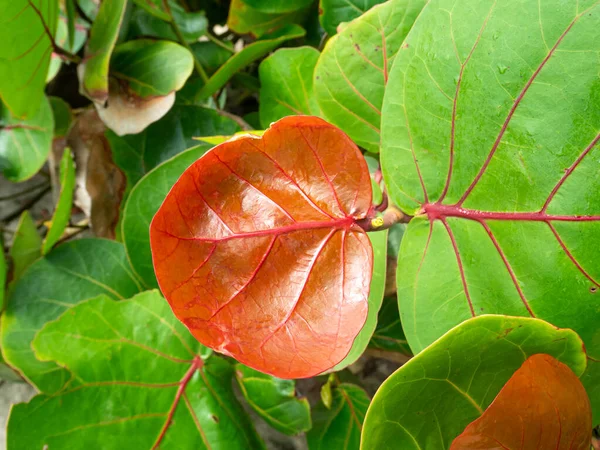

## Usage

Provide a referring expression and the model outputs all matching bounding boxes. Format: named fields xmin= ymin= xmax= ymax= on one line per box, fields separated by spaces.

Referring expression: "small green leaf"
xmin=241 ymin=0 xmax=313 ymax=14
xmin=228 ymin=0 xmax=310 ymax=37
xmin=42 ymin=148 xmax=75 ymax=255
xmin=361 ymin=316 xmax=588 ymax=449
xmin=195 ymin=25 xmax=306 ymax=101
xmin=0 ymin=97 xmax=53 ymax=182
xmin=47 ymin=16 xmax=88 ymax=83
xmin=8 ymin=291 xmax=265 ymax=449
xmin=48 ymin=97 xmax=73 ymax=138
xmin=259 ymin=47 xmax=320 ymax=128
xmin=235 ymin=364 xmax=312 ymax=435
xmin=368 ymin=297 xmax=412 ymax=356
xmin=0 ymin=0 xmax=59 ymax=118
xmin=314 ymin=0 xmax=425 ymax=152
xmin=320 ymin=378 xmax=333 ymax=410
xmin=1 ymin=239 xmax=142 ymax=393
xmin=308 ymin=383 xmax=370 ymax=450
xmin=9 ymin=211 xmax=42 ymax=288
xmin=129 ymin=3 xmax=208 ymax=43
xmin=80 ymin=0 xmax=128 ymax=103
xmin=318 ymin=0 xmax=386 ymax=35
xmin=65 ymin=0 xmax=76 ymax=47
xmin=122 ymin=144 xmax=213 ymax=288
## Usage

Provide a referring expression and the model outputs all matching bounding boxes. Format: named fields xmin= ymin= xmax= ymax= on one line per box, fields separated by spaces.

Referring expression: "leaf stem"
xmin=205 ymin=32 xmax=235 ymax=53
xmin=356 ymin=205 xmax=410 ymax=232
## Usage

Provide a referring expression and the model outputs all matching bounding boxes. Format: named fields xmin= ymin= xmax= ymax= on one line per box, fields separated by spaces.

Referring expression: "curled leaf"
xmin=450 ymin=354 xmax=592 ymax=450
xmin=151 ymin=116 xmax=373 ymax=378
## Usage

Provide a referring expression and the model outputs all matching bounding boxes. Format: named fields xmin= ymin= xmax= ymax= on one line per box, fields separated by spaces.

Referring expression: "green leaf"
xmin=0 ymin=0 xmax=59 ymax=118
xmin=240 ymin=0 xmax=313 ymax=14
xmin=0 ymin=235 xmax=6 ymax=311
xmin=258 ymin=47 xmax=320 ymax=129
xmin=361 ymin=316 xmax=588 ymax=449
xmin=0 ymin=96 xmax=53 ymax=182
xmin=1 ymin=239 xmax=142 ymax=393
xmin=195 ymin=25 xmax=306 ymax=101
xmin=41 ymin=148 xmax=75 ymax=255
xmin=9 ymin=212 xmax=42 ymax=289
xmin=227 ymin=0 xmax=310 ymax=37
xmin=108 ymin=105 xmax=239 ymax=206
xmin=380 ymin=0 xmax=600 ymax=417
xmin=368 ymin=297 xmax=412 ymax=355
xmin=190 ymin=41 xmax=234 ymax=76
xmin=318 ymin=0 xmax=387 ymax=35
xmin=48 ymin=96 xmax=73 ymax=138
xmin=314 ymin=0 xmax=425 ymax=152
xmin=307 ymin=383 xmax=370 ymax=450
xmin=65 ymin=0 xmax=75 ymax=47
xmin=132 ymin=0 xmax=170 ymax=21
xmin=122 ymin=144 xmax=213 ymax=288
xmin=47 ymin=16 xmax=88 ymax=83
xmin=235 ymin=364 xmax=311 ymax=435
xmin=8 ymin=291 xmax=265 ymax=449
xmin=129 ymin=3 xmax=208 ymax=43
xmin=79 ymin=0 xmax=127 ymax=103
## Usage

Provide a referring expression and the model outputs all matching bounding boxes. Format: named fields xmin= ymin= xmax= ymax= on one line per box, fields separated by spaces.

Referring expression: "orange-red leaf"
xmin=150 ymin=116 xmax=373 ymax=378
xmin=450 ymin=353 xmax=592 ymax=450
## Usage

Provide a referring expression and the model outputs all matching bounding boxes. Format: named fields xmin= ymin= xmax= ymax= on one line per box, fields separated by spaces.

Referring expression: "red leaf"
xmin=150 ymin=116 xmax=373 ymax=378
xmin=450 ymin=354 xmax=592 ymax=450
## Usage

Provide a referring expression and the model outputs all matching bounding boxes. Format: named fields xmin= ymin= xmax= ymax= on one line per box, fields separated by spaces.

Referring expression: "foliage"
xmin=0 ymin=0 xmax=598 ymax=448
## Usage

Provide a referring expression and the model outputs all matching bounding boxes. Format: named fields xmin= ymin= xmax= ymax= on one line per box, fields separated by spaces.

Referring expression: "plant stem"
xmin=357 ymin=205 xmax=411 ymax=232
xmin=205 ymin=32 xmax=234 ymax=52
xmin=0 ymin=182 xmax=49 ymax=201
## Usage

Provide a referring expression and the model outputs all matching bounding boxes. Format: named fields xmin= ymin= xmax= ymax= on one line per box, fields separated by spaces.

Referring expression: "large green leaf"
xmin=380 ymin=0 xmax=600 ymax=419
xmin=0 ymin=0 xmax=58 ymax=118
xmin=361 ymin=316 xmax=587 ymax=449
xmin=8 ymin=211 xmax=41 ymax=291
xmin=129 ymin=3 xmax=208 ymax=43
xmin=314 ymin=0 xmax=425 ymax=152
xmin=8 ymin=291 xmax=265 ymax=449
xmin=318 ymin=0 xmax=386 ymax=35
xmin=307 ymin=383 xmax=370 ymax=450
xmin=235 ymin=364 xmax=311 ymax=435
xmin=0 ymin=96 xmax=53 ymax=182
xmin=41 ymin=148 xmax=75 ymax=255
xmin=259 ymin=47 xmax=320 ymax=129
xmin=195 ymin=25 xmax=306 ymax=101
xmin=1 ymin=239 xmax=142 ymax=393
xmin=79 ymin=0 xmax=127 ymax=103
xmin=122 ymin=144 xmax=213 ymax=288
xmin=108 ymin=105 xmax=239 ymax=203
xmin=227 ymin=0 xmax=309 ymax=37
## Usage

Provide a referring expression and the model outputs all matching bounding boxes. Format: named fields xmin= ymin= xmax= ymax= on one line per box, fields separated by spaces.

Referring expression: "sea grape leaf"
xmin=380 ymin=0 xmax=600 ymax=418
xmin=42 ymin=148 xmax=75 ymax=255
xmin=79 ymin=0 xmax=127 ymax=104
xmin=307 ymin=383 xmax=370 ymax=450
xmin=314 ymin=0 xmax=425 ymax=153
xmin=194 ymin=25 xmax=306 ymax=101
xmin=0 ymin=0 xmax=59 ymax=119
xmin=94 ymin=39 xmax=194 ymax=136
xmin=197 ymin=130 xmax=265 ymax=146
xmin=0 ymin=235 xmax=5 ymax=311
xmin=48 ymin=96 xmax=73 ymax=138
xmin=368 ymin=297 xmax=412 ymax=356
xmin=0 ymin=96 xmax=53 ymax=182
xmin=450 ymin=354 xmax=592 ymax=450
xmin=241 ymin=0 xmax=314 ymax=14
xmin=227 ymin=0 xmax=309 ymax=37
xmin=8 ymin=211 xmax=41 ymax=289
xmin=8 ymin=291 xmax=265 ymax=450
xmin=47 ymin=16 xmax=87 ymax=83
xmin=318 ymin=0 xmax=386 ymax=35
xmin=129 ymin=3 xmax=208 ymax=43
xmin=122 ymin=144 xmax=214 ymax=288
xmin=1 ymin=239 xmax=142 ymax=393
xmin=150 ymin=116 xmax=373 ymax=378
xmin=361 ymin=316 xmax=588 ymax=450
xmin=235 ymin=363 xmax=311 ymax=435
xmin=190 ymin=41 xmax=234 ymax=76
xmin=259 ymin=47 xmax=321 ymax=129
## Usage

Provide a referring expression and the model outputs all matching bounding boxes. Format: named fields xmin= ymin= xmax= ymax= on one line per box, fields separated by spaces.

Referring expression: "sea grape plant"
xmin=0 ymin=0 xmax=599 ymax=448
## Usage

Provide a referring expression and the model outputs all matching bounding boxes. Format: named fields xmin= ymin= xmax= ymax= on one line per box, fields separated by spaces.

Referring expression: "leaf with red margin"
xmin=450 ymin=354 xmax=592 ymax=450
xmin=150 ymin=116 xmax=374 ymax=378
xmin=380 ymin=0 xmax=600 ymax=419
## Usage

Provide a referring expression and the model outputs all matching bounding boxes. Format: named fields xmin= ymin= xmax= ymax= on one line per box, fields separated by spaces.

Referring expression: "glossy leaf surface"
xmin=235 ymin=363 xmax=311 ymax=435
xmin=307 ymin=383 xmax=370 ymax=450
xmin=129 ymin=2 xmax=208 ymax=43
xmin=1 ymin=239 xmax=142 ymax=393
xmin=122 ymin=144 xmax=213 ymax=288
xmin=0 ymin=0 xmax=58 ymax=118
xmin=450 ymin=354 xmax=592 ymax=450
xmin=259 ymin=47 xmax=321 ymax=129
xmin=0 ymin=96 xmax=53 ymax=182
xmin=361 ymin=316 xmax=587 ymax=450
xmin=79 ymin=0 xmax=127 ymax=104
xmin=150 ymin=116 xmax=373 ymax=378
xmin=8 ymin=211 xmax=42 ymax=289
xmin=241 ymin=0 xmax=313 ymax=14
xmin=47 ymin=16 xmax=87 ymax=83
xmin=42 ymin=148 xmax=75 ymax=255
xmin=227 ymin=0 xmax=309 ymax=37
xmin=380 ymin=0 xmax=600 ymax=418
xmin=319 ymin=0 xmax=386 ymax=35
xmin=314 ymin=0 xmax=425 ymax=152
xmin=8 ymin=291 xmax=264 ymax=450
